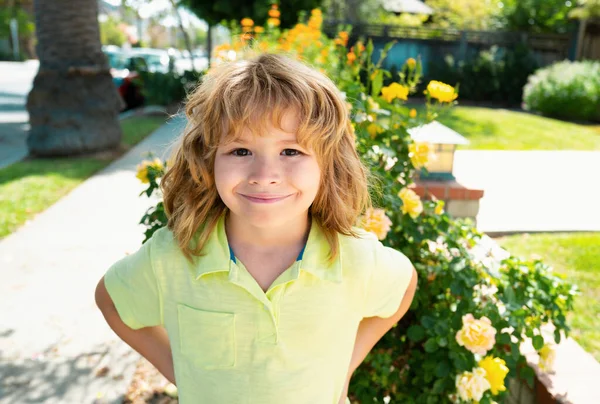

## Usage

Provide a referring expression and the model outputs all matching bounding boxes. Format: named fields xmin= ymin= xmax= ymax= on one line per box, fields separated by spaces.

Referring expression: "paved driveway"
xmin=454 ymin=150 xmax=600 ymax=234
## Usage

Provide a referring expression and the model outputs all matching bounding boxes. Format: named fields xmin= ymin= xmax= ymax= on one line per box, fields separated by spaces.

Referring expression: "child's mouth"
xmin=240 ymin=194 xmax=292 ymax=204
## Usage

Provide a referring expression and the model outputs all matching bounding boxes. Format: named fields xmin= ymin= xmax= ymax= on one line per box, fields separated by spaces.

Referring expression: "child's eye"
xmin=282 ymin=149 xmax=303 ymax=156
xmin=230 ymin=148 xmax=251 ymax=156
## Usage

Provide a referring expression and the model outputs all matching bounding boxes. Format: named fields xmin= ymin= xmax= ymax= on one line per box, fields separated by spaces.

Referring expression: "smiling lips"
xmin=240 ymin=193 xmax=292 ymax=204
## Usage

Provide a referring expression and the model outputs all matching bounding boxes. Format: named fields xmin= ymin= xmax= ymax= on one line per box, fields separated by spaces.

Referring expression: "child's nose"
xmin=248 ymin=156 xmax=282 ymax=185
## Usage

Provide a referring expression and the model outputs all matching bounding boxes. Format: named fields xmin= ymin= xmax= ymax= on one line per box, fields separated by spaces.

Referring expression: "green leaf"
xmin=421 ymin=316 xmax=436 ymax=329
xmin=532 ymin=335 xmax=545 ymax=350
xmin=407 ymin=325 xmax=426 ymax=342
xmin=520 ymin=366 xmax=535 ymax=389
xmin=498 ymin=332 xmax=512 ymax=345
xmin=505 ymin=286 xmax=517 ymax=304
xmin=424 ymin=338 xmax=438 ymax=353
xmin=432 ymin=379 xmax=445 ymax=394
xmin=371 ymin=70 xmax=384 ymax=98
xmin=435 ymin=361 xmax=450 ymax=378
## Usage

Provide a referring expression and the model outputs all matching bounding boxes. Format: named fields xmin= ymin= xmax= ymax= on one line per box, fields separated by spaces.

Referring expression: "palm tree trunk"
xmin=26 ymin=0 xmax=124 ymax=157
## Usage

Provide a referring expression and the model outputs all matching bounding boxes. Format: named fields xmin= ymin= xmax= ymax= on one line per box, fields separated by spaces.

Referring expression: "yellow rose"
xmin=456 ymin=367 xmax=491 ymax=402
xmin=538 ymin=344 xmax=556 ymax=372
xmin=408 ymin=142 xmax=433 ymax=169
xmin=357 ymin=208 xmax=393 ymax=240
xmin=434 ymin=200 xmax=445 ymax=215
xmin=381 ymin=82 xmax=409 ymax=103
xmin=426 ymin=80 xmax=458 ymax=103
xmin=456 ymin=314 xmax=497 ymax=356
xmin=367 ymin=123 xmax=384 ymax=138
xmin=398 ymin=188 xmax=423 ymax=219
xmin=136 ymin=158 xmax=164 ymax=184
xmin=478 ymin=356 xmax=509 ymax=395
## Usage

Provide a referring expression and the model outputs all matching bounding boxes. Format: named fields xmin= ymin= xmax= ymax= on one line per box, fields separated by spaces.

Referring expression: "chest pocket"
xmin=177 ymin=304 xmax=236 ymax=369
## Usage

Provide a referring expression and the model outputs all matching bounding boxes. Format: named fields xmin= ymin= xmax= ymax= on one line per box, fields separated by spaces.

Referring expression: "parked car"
xmin=127 ymin=48 xmax=171 ymax=74
xmin=102 ymin=46 xmax=145 ymax=111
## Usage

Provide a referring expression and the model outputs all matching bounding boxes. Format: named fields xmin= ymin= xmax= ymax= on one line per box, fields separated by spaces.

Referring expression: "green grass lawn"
xmin=0 ymin=116 xmax=165 ymax=239
xmin=495 ymin=232 xmax=600 ymax=362
xmin=427 ymin=106 xmax=600 ymax=150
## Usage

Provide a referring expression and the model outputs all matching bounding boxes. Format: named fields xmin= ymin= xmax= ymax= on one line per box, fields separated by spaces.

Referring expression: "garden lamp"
xmin=407 ymin=120 xmax=469 ymax=181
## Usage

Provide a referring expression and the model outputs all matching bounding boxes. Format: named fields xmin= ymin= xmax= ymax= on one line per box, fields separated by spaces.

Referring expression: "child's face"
xmin=214 ymin=111 xmax=321 ymax=229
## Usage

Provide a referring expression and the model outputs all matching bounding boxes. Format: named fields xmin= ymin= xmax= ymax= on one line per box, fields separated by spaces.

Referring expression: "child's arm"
xmin=95 ymin=277 xmax=176 ymax=384
xmin=338 ymin=267 xmax=418 ymax=403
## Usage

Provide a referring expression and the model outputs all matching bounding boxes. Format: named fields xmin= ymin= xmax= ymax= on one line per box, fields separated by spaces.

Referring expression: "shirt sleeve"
xmin=103 ymin=236 xmax=163 ymax=329
xmin=363 ymin=241 xmax=414 ymax=319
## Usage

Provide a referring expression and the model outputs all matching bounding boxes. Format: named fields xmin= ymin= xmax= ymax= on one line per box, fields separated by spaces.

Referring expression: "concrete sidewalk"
xmin=453 ymin=150 xmax=600 ymax=234
xmin=0 ymin=116 xmax=185 ymax=404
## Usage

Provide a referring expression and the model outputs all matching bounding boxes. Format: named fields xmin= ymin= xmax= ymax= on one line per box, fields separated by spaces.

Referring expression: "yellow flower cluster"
xmin=426 ymin=80 xmax=458 ymax=103
xmin=136 ymin=158 xmax=164 ymax=184
xmin=267 ymin=4 xmax=280 ymax=27
xmin=455 ymin=356 xmax=508 ymax=401
xmin=334 ymin=31 xmax=349 ymax=47
xmin=455 ymin=314 xmax=497 ymax=356
xmin=408 ymin=141 xmax=433 ymax=169
xmin=398 ymin=188 xmax=423 ymax=219
xmin=308 ymin=8 xmax=322 ymax=30
xmin=279 ymin=9 xmax=322 ymax=54
xmin=357 ymin=208 xmax=393 ymax=240
xmin=381 ymin=82 xmax=409 ymax=103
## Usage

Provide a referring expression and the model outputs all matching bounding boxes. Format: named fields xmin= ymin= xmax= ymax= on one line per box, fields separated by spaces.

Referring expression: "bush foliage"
xmin=429 ymin=45 xmax=538 ymax=105
xmin=523 ymin=60 xmax=600 ymax=122
xmin=135 ymin=7 xmax=576 ymax=403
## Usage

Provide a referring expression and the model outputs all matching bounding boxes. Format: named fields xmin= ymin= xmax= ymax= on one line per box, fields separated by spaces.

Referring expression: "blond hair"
xmin=161 ymin=53 xmax=371 ymax=263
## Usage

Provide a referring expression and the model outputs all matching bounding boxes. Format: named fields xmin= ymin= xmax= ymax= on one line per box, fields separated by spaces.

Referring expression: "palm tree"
xmin=26 ymin=0 xmax=123 ymax=157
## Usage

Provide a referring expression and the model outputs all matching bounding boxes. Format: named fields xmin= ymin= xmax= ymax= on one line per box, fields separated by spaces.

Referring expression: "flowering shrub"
xmin=136 ymin=6 xmax=576 ymax=403
xmin=523 ymin=60 xmax=600 ymax=122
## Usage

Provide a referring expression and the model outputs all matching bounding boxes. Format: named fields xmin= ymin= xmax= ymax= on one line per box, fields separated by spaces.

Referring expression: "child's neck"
xmin=225 ymin=212 xmax=311 ymax=256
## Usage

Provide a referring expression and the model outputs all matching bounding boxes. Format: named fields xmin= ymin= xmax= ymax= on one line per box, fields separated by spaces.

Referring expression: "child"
xmin=95 ymin=53 xmax=418 ymax=404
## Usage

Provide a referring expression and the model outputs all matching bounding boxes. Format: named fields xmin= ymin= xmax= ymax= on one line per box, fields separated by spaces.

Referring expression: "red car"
xmin=103 ymin=46 xmax=146 ymax=111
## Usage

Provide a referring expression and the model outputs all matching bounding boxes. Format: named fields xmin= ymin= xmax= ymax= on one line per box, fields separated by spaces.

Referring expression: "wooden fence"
xmin=322 ymin=23 xmax=576 ymax=75
xmin=576 ymin=19 xmax=600 ymax=60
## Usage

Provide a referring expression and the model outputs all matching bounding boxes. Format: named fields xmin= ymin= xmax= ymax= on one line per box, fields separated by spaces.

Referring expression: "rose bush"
xmin=136 ymin=6 xmax=576 ymax=403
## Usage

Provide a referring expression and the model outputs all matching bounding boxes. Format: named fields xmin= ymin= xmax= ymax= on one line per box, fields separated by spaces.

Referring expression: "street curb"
xmin=118 ymin=105 xmax=168 ymax=120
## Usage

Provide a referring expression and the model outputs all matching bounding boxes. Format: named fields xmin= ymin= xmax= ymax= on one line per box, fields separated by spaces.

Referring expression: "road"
xmin=0 ymin=60 xmax=38 ymax=170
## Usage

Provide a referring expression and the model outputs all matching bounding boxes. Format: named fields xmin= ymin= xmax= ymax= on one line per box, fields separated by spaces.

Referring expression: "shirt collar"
xmin=193 ymin=213 xmax=342 ymax=283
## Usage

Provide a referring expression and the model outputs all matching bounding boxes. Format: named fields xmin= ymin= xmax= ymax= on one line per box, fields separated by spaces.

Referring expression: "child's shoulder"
xmin=145 ymin=226 xmax=185 ymax=258
xmin=338 ymin=227 xmax=383 ymax=263
xmin=337 ymin=227 xmax=411 ymax=276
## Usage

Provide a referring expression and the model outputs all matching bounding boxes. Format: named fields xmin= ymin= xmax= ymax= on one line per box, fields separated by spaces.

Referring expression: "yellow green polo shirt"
xmin=104 ymin=213 xmax=414 ymax=404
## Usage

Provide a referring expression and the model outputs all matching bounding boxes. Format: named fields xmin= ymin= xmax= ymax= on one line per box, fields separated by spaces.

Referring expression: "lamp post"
xmin=407 ymin=121 xmax=484 ymax=222
xmin=407 ymin=120 xmax=469 ymax=181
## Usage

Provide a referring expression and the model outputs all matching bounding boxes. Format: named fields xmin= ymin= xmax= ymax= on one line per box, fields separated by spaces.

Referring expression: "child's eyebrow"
xmin=229 ymin=138 xmax=300 ymax=145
